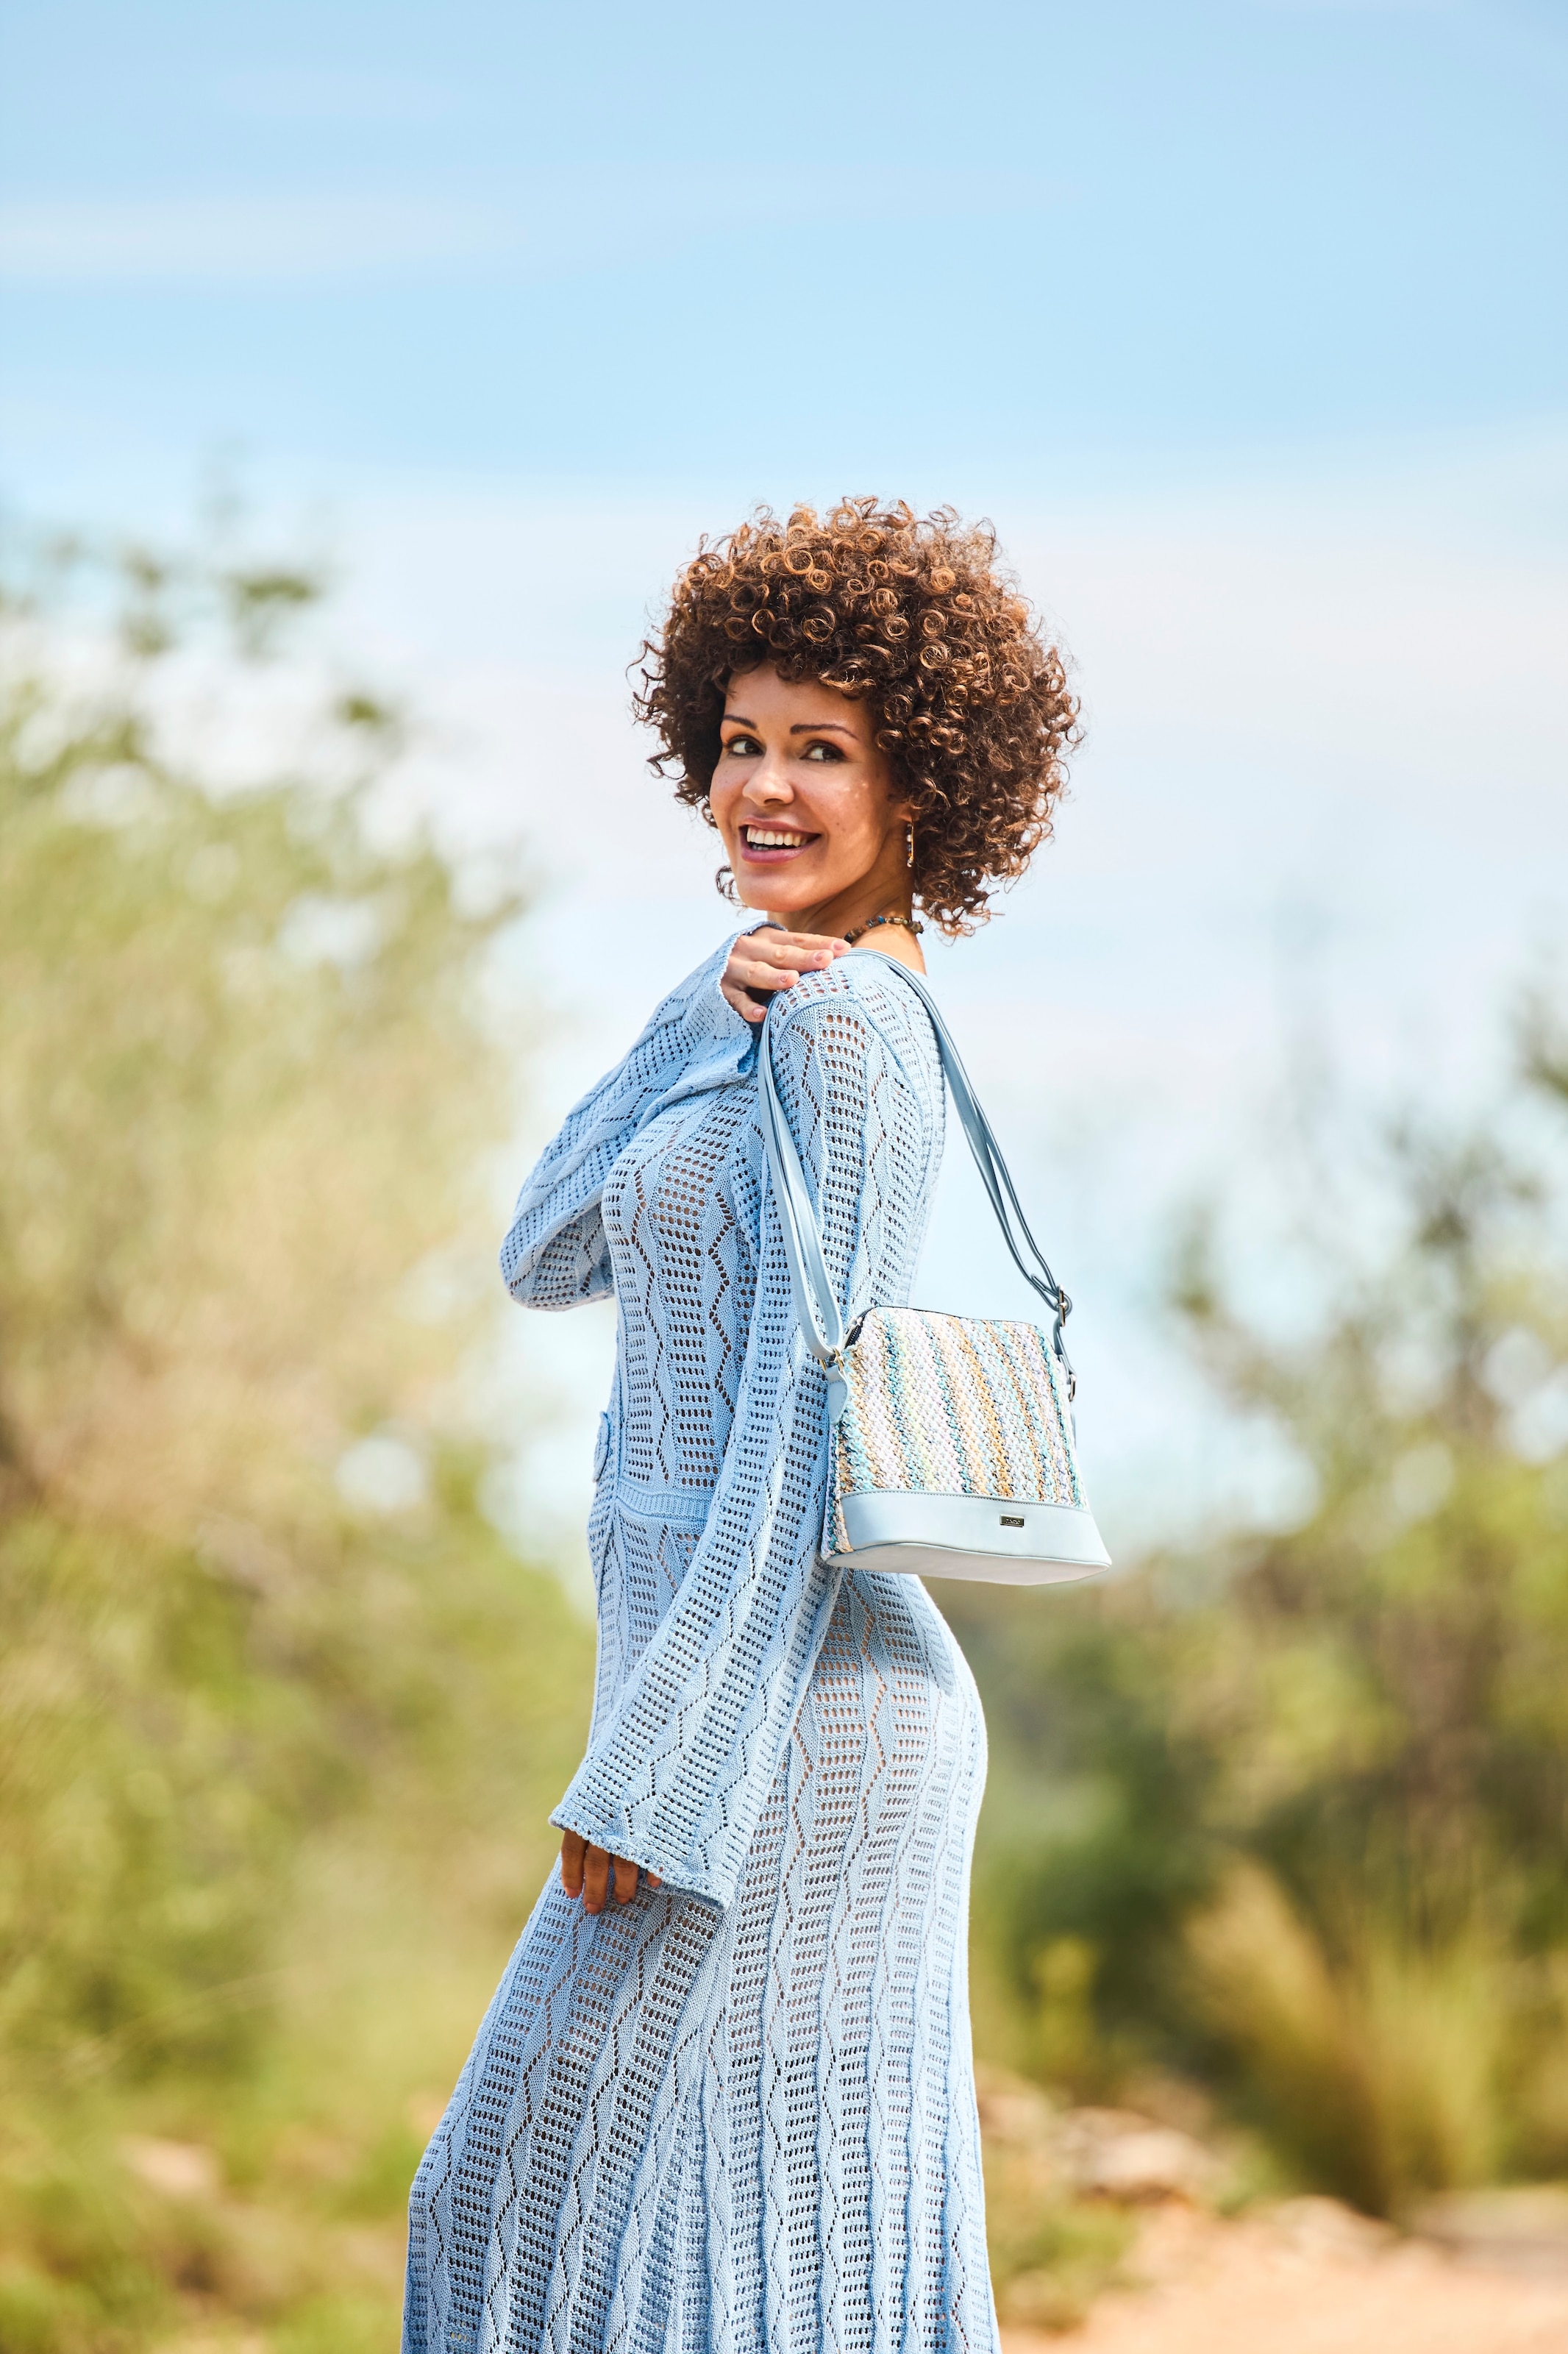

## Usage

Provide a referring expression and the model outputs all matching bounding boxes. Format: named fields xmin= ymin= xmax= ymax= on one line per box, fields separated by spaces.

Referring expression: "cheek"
xmin=833 ymin=779 xmax=893 ymax=845
xmin=808 ymin=766 xmax=879 ymax=824
xmin=707 ymin=772 xmax=742 ymax=827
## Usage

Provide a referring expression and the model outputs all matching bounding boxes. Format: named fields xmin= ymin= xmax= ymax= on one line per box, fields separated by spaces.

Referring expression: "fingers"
xmin=730 ymin=950 xmax=830 ymax=992
xmin=560 ymin=1832 xmax=660 ymax=1913
xmin=751 ymin=928 xmax=849 ymax=970
xmin=721 ymin=980 xmax=769 ymax=1025
xmin=721 ymin=929 xmax=849 ymax=1024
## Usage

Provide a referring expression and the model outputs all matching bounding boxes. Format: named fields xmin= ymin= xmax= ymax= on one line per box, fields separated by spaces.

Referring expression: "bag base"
xmin=830 ymin=1489 xmax=1111 ymax=1585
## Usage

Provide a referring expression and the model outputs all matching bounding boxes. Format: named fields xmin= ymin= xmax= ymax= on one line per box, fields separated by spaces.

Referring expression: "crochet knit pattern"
xmin=404 ymin=940 xmax=998 ymax=2354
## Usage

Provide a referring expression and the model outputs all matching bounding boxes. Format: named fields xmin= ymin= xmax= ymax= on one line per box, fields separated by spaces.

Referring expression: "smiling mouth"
xmin=739 ymin=824 xmax=819 ymax=861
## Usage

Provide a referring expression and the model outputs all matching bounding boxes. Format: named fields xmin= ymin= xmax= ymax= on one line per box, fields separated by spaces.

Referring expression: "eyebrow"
xmin=721 ymin=716 xmax=855 ymax=737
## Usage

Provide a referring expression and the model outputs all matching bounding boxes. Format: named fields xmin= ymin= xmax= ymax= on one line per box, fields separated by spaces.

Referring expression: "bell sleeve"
xmin=500 ymin=936 xmax=758 ymax=1310
xmin=547 ymin=956 xmax=943 ymax=1910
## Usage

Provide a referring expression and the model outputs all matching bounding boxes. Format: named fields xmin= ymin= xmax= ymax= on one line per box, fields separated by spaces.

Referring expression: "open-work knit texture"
xmin=404 ymin=941 xmax=998 ymax=2354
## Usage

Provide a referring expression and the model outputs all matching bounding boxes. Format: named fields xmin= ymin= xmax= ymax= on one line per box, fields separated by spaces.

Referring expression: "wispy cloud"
xmin=0 ymin=195 xmax=513 ymax=285
xmin=0 ymin=168 xmax=1061 ymax=290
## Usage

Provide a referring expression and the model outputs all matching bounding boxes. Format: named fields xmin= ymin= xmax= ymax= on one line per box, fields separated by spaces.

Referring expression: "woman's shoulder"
xmin=770 ymin=949 xmax=940 ymax=1075
xmin=779 ymin=946 xmax=929 ymax=1016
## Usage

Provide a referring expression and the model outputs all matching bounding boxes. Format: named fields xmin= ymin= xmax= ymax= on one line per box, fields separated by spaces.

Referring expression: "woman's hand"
xmin=560 ymin=1827 xmax=661 ymax=1915
xmin=720 ymin=926 xmax=848 ymax=1024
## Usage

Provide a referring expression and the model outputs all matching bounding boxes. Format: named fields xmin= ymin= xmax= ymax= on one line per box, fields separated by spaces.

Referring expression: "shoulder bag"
xmin=758 ymin=952 xmax=1111 ymax=1585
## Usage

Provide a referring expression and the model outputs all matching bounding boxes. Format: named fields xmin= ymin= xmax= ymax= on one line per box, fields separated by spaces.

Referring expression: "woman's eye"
xmin=802 ymin=739 xmax=846 ymax=762
xmin=723 ymin=733 xmax=761 ymax=757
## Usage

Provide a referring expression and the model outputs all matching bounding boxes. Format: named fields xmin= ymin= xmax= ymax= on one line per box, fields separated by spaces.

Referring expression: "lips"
xmin=738 ymin=823 xmax=820 ymax=864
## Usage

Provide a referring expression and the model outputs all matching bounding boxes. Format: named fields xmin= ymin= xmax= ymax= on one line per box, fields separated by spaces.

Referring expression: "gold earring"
xmin=906 ymin=822 xmax=915 ymax=871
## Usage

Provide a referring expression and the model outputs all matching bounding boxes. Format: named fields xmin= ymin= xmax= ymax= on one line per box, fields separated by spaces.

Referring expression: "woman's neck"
xmin=791 ymin=873 xmax=922 ymax=967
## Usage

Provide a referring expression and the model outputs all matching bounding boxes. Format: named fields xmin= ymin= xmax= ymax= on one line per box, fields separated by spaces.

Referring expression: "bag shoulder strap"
xmin=755 ymin=948 xmax=1075 ymax=1386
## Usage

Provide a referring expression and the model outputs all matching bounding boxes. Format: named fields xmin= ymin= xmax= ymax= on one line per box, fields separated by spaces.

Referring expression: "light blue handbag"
xmin=758 ymin=953 xmax=1111 ymax=1586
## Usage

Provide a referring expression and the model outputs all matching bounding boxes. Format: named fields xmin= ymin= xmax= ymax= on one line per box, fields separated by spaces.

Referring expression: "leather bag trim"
xmin=834 ymin=1488 xmax=1111 ymax=1580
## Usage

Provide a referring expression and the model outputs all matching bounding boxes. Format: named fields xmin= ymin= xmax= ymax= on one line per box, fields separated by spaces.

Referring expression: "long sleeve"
xmin=500 ymin=936 xmax=758 ymax=1310
xmin=548 ymin=955 xmax=944 ymax=1909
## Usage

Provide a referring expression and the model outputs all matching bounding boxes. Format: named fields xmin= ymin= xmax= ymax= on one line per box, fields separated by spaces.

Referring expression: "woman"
xmin=405 ymin=499 xmax=1078 ymax=2354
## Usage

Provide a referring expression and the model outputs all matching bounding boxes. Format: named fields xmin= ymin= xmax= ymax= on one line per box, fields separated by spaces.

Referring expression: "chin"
xmin=736 ymin=873 xmax=820 ymax=913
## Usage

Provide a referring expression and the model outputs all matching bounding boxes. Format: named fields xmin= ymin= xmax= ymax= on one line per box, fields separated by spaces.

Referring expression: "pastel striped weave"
xmin=827 ymin=1307 xmax=1082 ymax=1555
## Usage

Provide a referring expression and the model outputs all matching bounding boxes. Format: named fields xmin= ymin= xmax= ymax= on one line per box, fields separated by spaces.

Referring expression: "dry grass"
xmin=1188 ymin=1864 xmax=1521 ymax=2214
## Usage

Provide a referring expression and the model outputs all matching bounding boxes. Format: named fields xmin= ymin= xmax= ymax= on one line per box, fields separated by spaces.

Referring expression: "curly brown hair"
xmin=632 ymin=497 xmax=1078 ymax=935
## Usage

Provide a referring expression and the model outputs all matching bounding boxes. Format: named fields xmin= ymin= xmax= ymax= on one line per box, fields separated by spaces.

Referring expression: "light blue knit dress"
xmin=404 ymin=939 xmax=997 ymax=2354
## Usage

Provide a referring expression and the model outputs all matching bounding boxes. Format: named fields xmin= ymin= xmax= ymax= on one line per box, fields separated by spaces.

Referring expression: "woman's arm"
xmin=502 ymin=928 xmax=847 ymax=1313
xmin=501 ymin=941 xmax=741 ymax=1309
xmin=548 ymin=955 xmax=943 ymax=1910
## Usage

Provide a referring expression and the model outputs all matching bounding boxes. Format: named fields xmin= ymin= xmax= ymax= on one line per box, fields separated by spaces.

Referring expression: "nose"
xmin=748 ymin=753 xmax=794 ymax=808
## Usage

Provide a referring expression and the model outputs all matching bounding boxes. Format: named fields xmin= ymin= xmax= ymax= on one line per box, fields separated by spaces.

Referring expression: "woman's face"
xmin=708 ymin=664 xmax=913 ymax=925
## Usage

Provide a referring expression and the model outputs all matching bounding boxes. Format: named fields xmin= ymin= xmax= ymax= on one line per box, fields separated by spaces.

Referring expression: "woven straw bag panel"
xmin=827 ymin=1306 xmax=1081 ymax=1554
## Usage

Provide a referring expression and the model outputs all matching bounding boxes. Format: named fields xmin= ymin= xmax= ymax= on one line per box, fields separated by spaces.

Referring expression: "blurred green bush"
xmin=0 ymin=531 xmax=592 ymax=2351
xmin=946 ymin=1026 xmax=1568 ymax=2220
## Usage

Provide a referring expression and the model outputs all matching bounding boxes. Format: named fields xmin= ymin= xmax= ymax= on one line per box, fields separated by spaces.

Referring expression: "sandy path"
xmin=1002 ymin=2207 xmax=1568 ymax=2354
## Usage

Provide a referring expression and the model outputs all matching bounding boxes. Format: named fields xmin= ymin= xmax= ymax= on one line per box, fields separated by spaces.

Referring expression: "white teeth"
xmin=745 ymin=828 xmax=808 ymax=848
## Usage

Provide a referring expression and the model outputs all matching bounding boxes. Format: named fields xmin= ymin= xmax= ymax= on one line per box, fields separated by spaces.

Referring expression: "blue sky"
xmin=3 ymin=0 xmax=1564 ymax=494
xmin=3 ymin=0 xmax=1565 ymax=1561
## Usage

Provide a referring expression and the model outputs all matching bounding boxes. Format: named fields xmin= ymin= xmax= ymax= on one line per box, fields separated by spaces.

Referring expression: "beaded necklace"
xmin=841 ymin=911 xmax=925 ymax=947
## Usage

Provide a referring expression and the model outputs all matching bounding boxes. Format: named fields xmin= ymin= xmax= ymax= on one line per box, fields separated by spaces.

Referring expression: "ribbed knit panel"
xmin=404 ymin=942 xmax=997 ymax=2354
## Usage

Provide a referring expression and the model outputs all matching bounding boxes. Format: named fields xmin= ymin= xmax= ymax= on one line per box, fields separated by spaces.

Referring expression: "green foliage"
xmin=948 ymin=1050 xmax=1568 ymax=2217
xmin=0 ymin=528 xmax=593 ymax=2350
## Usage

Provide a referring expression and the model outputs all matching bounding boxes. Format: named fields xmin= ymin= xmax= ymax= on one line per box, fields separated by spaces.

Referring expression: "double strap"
xmin=755 ymin=950 xmax=1075 ymax=1387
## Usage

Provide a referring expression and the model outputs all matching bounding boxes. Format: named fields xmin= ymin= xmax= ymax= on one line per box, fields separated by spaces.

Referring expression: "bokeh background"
xmin=3 ymin=2 xmax=1567 ymax=2347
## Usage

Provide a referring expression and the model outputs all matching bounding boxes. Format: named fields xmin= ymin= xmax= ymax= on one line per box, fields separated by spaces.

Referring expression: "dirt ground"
xmin=1003 ymin=2201 xmax=1568 ymax=2354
